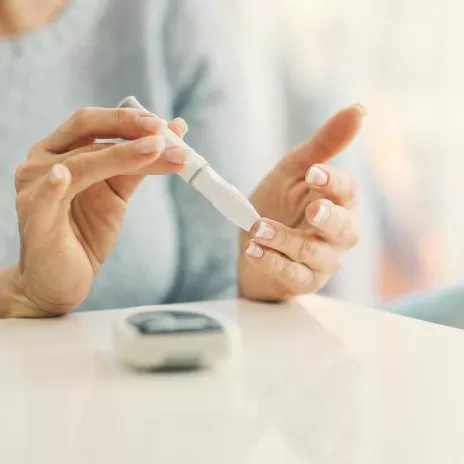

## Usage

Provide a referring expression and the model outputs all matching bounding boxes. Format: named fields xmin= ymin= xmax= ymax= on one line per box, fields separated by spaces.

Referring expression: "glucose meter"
xmin=113 ymin=308 xmax=240 ymax=370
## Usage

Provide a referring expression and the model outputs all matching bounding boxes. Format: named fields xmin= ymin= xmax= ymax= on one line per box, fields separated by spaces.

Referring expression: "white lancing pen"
xmin=117 ymin=96 xmax=261 ymax=232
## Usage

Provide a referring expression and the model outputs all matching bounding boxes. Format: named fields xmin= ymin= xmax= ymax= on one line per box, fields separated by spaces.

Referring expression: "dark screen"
xmin=128 ymin=310 xmax=223 ymax=335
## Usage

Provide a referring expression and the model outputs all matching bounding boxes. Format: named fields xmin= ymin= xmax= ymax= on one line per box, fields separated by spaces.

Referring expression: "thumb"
xmin=24 ymin=164 xmax=72 ymax=237
xmin=278 ymin=104 xmax=366 ymax=179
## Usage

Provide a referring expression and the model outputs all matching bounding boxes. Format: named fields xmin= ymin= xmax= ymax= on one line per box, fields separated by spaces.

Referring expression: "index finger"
xmin=41 ymin=107 xmax=166 ymax=153
xmin=280 ymin=104 xmax=366 ymax=177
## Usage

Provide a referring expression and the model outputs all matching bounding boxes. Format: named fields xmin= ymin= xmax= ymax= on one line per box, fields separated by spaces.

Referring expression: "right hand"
xmin=6 ymin=107 xmax=189 ymax=318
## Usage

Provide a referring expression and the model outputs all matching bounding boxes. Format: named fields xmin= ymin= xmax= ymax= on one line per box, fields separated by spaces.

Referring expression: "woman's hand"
xmin=4 ymin=107 xmax=189 ymax=318
xmin=239 ymin=105 xmax=364 ymax=301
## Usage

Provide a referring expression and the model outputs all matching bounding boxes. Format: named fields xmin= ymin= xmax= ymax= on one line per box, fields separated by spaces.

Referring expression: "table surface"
xmin=1 ymin=295 xmax=463 ymax=464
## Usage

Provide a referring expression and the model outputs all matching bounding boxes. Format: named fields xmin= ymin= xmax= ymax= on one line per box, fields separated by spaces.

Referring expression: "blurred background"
xmin=223 ymin=0 xmax=461 ymax=306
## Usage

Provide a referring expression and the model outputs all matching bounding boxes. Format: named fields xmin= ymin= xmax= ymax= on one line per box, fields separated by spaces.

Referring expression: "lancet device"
xmin=117 ymin=96 xmax=261 ymax=231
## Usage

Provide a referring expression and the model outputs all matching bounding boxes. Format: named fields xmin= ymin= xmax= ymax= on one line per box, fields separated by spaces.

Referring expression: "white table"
xmin=1 ymin=295 xmax=464 ymax=464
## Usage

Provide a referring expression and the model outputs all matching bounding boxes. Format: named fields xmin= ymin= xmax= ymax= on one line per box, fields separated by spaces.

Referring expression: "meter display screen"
xmin=128 ymin=311 xmax=223 ymax=335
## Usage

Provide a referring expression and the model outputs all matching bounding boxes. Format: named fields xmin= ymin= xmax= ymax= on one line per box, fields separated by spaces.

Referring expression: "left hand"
xmin=239 ymin=104 xmax=365 ymax=301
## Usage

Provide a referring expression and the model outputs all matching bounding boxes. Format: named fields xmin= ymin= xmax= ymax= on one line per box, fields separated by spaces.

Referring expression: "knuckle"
xmin=14 ymin=163 xmax=38 ymax=192
xmin=302 ymin=268 xmax=315 ymax=289
xmin=112 ymin=145 xmax=134 ymax=170
xmin=338 ymin=173 xmax=358 ymax=207
xmin=337 ymin=213 xmax=359 ymax=246
xmin=15 ymin=189 xmax=33 ymax=213
xmin=63 ymin=159 xmax=82 ymax=184
xmin=288 ymin=266 xmax=309 ymax=294
xmin=282 ymin=262 xmax=296 ymax=283
xmin=276 ymin=259 xmax=304 ymax=293
xmin=284 ymin=271 xmax=303 ymax=296
xmin=298 ymin=238 xmax=318 ymax=263
xmin=331 ymin=169 xmax=343 ymax=193
xmin=72 ymin=107 xmax=92 ymax=129
xmin=114 ymin=107 xmax=128 ymax=124
xmin=278 ymin=226 xmax=292 ymax=247
xmin=335 ymin=211 xmax=351 ymax=241
xmin=14 ymin=163 xmax=28 ymax=183
xmin=339 ymin=218 xmax=350 ymax=241
xmin=326 ymin=167 xmax=358 ymax=206
xmin=86 ymin=142 xmax=105 ymax=153
xmin=269 ymin=252 xmax=285 ymax=273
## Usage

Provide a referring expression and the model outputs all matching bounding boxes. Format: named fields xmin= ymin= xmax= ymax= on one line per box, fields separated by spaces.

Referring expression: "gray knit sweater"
xmin=0 ymin=0 xmax=258 ymax=310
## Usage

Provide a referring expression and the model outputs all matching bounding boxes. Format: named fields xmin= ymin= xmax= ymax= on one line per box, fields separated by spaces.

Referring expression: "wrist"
xmin=0 ymin=265 xmax=44 ymax=318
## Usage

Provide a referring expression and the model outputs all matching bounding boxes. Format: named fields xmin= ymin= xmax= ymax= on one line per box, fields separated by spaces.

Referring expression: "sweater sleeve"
xmin=162 ymin=0 xmax=261 ymax=302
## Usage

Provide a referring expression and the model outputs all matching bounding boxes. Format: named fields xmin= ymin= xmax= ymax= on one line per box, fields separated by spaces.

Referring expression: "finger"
xmin=52 ymin=116 xmax=188 ymax=180
xmin=104 ymin=174 xmax=146 ymax=201
xmin=91 ymin=148 xmax=192 ymax=201
xmin=106 ymin=147 xmax=191 ymax=199
xmin=66 ymin=140 xmax=189 ymax=174
xmin=305 ymin=199 xmax=359 ymax=247
xmin=41 ymin=107 xmax=166 ymax=153
xmin=65 ymin=117 xmax=187 ymax=161
xmin=19 ymin=164 xmax=71 ymax=237
xmin=305 ymin=163 xmax=358 ymax=208
xmin=169 ymin=118 xmax=188 ymax=138
xmin=67 ymin=137 xmax=190 ymax=199
xmin=65 ymin=142 xmax=114 ymax=157
xmin=250 ymin=219 xmax=342 ymax=272
xmin=244 ymin=241 xmax=316 ymax=295
xmin=279 ymin=104 xmax=366 ymax=178
xmin=65 ymin=127 xmax=189 ymax=200
xmin=127 ymin=116 xmax=191 ymax=176
xmin=64 ymin=135 xmax=168 ymax=195
xmin=55 ymin=142 xmax=141 ymax=201
xmin=14 ymin=142 xmax=113 ymax=191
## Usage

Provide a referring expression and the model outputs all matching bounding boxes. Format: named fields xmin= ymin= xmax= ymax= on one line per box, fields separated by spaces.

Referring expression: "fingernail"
xmin=305 ymin=166 xmax=328 ymax=186
xmin=49 ymin=164 xmax=66 ymax=184
xmin=164 ymin=147 xmax=189 ymax=164
xmin=173 ymin=117 xmax=189 ymax=136
xmin=312 ymin=203 xmax=331 ymax=224
xmin=246 ymin=241 xmax=264 ymax=258
xmin=136 ymin=136 xmax=165 ymax=155
xmin=254 ymin=221 xmax=275 ymax=240
xmin=138 ymin=116 xmax=166 ymax=133
xmin=352 ymin=103 xmax=367 ymax=117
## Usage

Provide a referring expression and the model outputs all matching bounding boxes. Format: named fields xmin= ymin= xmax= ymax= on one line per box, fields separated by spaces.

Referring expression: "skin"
xmin=0 ymin=0 xmax=65 ymax=36
xmin=0 ymin=105 xmax=363 ymax=317
xmin=0 ymin=0 xmax=363 ymax=317
xmin=240 ymin=105 xmax=363 ymax=301
xmin=0 ymin=108 xmax=191 ymax=317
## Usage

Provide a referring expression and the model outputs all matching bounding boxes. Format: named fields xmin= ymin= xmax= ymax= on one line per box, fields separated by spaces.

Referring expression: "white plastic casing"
xmin=113 ymin=308 xmax=241 ymax=370
xmin=163 ymin=130 xmax=208 ymax=183
xmin=117 ymin=96 xmax=207 ymax=183
xmin=191 ymin=166 xmax=260 ymax=232
xmin=117 ymin=96 xmax=261 ymax=231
